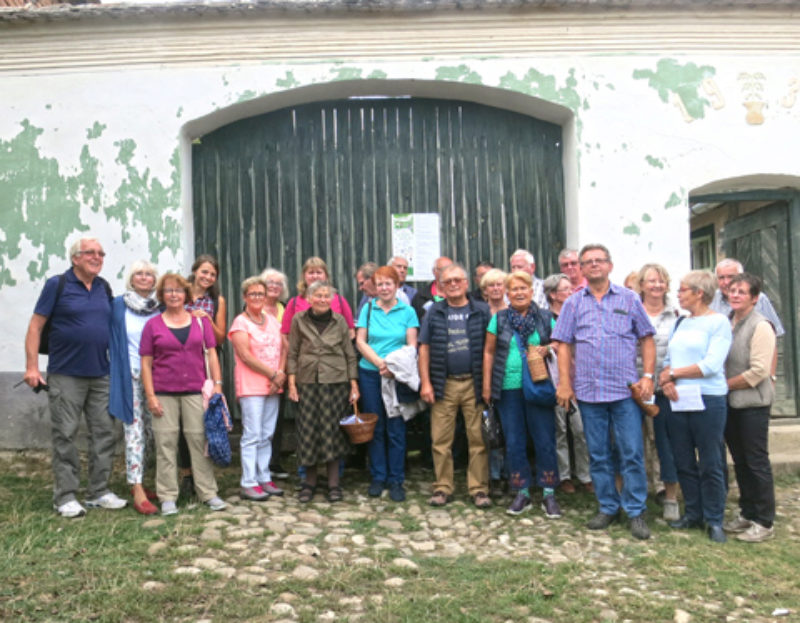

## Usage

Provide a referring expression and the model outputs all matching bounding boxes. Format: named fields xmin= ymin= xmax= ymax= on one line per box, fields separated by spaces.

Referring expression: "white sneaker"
xmin=723 ymin=514 xmax=753 ymax=534
xmin=54 ymin=499 xmax=87 ymax=518
xmin=85 ymin=492 xmax=128 ymax=510
xmin=161 ymin=500 xmax=178 ymax=516
xmin=205 ymin=496 xmax=226 ymax=511
xmin=663 ymin=500 xmax=681 ymax=522
xmin=736 ymin=522 xmax=774 ymax=543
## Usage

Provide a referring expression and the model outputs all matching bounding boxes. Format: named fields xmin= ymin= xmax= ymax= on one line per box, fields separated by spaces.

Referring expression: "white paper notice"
xmin=669 ymin=384 xmax=706 ymax=412
xmin=391 ymin=213 xmax=441 ymax=282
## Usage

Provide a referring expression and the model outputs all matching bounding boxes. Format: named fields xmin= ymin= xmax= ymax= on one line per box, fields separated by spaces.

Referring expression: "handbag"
xmin=515 ymin=332 xmax=557 ymax=407
xmin=197 ymin=317 xmax=215 ymax=410
xmin=480 ymin=401 xmax=505 ymax=450
xmin=204 ymin=392 xmax=233 ymax=467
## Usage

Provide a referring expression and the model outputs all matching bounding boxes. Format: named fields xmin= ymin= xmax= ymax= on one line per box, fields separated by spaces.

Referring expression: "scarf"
xmin=123 ymin=289 xmax=159 ymax=315
xmin=508 ymin=304 xmax=541 ymax=344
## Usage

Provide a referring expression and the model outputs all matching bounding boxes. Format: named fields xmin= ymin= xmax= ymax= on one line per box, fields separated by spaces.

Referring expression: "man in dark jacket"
xmin=418 ymin=263 xmax=492 ymax=508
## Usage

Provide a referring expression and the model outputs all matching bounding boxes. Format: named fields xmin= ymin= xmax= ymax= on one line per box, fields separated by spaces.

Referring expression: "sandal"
xmin=428 ymin=490 xmax=452 ymax=507
xmin=326 ymin=486 xmax=343 ymax=503
xmin=473 ymin=491 xmax=491 ymax=509
xmin=298 ymin=483 xmax=316 ymax=504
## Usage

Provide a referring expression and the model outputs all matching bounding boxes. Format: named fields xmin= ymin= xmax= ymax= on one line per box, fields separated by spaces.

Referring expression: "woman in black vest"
xmin=482 ymin=271 xmax=561 ymax=519
xmin=723 ymin=273 xmax=777 ymax=543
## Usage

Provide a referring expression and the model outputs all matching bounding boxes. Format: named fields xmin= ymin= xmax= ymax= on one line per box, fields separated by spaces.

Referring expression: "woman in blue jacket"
xmin=109 ymin=260 xmax=161 ymax=514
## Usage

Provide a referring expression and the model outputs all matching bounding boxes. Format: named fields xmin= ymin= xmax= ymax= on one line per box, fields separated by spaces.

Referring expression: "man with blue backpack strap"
xmin=24 ymin=236 xmax=127 ymax=518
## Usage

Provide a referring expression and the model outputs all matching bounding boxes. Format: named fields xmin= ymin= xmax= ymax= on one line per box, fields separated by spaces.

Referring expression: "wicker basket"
xmin=527 ymin=347 xmax=550 ymax=382
xmin=340 ymin=408 xmax=378 ymax=444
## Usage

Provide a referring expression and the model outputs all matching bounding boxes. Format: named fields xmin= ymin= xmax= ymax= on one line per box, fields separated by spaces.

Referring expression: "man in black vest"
xmin=418 ymin=263 xmax=492 ymax=508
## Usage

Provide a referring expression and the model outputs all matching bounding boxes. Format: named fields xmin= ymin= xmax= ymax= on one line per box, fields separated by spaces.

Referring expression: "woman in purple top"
xmin=140 ymin=273 xmax=226 ymax=516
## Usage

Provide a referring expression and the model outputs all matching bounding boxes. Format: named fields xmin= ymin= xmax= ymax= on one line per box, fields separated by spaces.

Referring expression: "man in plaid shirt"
xmin=551 ymin=244 xmax=656 ymax=540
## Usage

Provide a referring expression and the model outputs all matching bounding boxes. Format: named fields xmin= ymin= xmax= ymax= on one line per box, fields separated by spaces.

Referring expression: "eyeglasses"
xmin=265 ymin=280 xmax=283 ymax=288
xmin=676 ymin=287 xmax=695 ymax=294
xmin=580 ymin=258 xmax=609 ymax=266
xmin=78 ymin=250 xmax=106 ymax=258
xmin=163 ymin=288 xmax=184 ymax=295
xmin=442 ymin=278 xmax=465 ymax=286
xmin=559 ymin=261 xmax=579 ymax=267
xmin=246 ymin=292 xmax=266 ymax=298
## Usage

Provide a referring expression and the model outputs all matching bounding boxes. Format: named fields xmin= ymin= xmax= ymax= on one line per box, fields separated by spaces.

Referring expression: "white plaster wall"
xmin=2 ymin=53 xmax=799 ymax=372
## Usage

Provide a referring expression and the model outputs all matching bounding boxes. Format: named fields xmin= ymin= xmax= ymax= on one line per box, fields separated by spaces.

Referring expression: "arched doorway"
xmin=191 ymin=96 xmax=565 ymax=311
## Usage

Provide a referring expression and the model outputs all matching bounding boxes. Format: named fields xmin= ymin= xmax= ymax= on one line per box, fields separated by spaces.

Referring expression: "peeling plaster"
xmin=623 ymin=223 xmax=641 ymax=236
xmin=276 ymin=71 xmax=301 ymax=89
xmin=633 ymin=59 xmax=716 ymax=120
xmin=645 ymin=155 xmax=664 ymax=169
xmin=435 ymin=65 xmax=483 ymax=84
xmin=665 ymin=191 xmax=683 ymax=209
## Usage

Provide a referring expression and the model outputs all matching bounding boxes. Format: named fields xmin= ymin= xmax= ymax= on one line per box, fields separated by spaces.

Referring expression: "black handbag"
xmin=481 ymin=402 xmax=505 ymax=450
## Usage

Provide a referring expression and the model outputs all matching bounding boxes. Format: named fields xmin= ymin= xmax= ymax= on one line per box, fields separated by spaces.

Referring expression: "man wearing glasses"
xmin=558 ymin=248 xmax=587 ymax=293
xmin=418 ymin=263 xmax=492 ymax=508
xmin=551 ymin=244 xmax=656 ymax=539
xmin=24 ymin=237 xmax=126 ymax=518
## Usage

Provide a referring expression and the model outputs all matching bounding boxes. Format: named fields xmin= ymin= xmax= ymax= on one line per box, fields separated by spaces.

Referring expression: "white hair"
xmin=715 ymin=258 xmax=743 ymax=273
xmin=125 ymin=260 xmax=158 ymax=291
xmin=68 ymin=236 xmax=101 ymax=259
xmin=510 ymin=249 xmax=535 ymax=265
xmin=260 ymin=267 xmax=290 ymax=302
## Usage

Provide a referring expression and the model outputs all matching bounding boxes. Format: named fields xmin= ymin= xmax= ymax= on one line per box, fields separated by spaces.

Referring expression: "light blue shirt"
xmin=356 ymin=299 xmax=419 ymax=372
xmin=663 ymin=313 xmax=732 ymax=396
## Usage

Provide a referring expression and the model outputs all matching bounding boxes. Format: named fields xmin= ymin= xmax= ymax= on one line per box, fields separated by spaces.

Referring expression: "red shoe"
xmin=134 ymin=499 xmax=159 ymax=515
xmin=144 ymin=487 xmax=158 ymax=501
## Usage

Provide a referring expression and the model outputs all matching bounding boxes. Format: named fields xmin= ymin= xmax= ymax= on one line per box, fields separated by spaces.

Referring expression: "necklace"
xmin=163 ymin=309 xmax=190 ymax=327
xmin=246 ymin=310 xmax=265 ymax=326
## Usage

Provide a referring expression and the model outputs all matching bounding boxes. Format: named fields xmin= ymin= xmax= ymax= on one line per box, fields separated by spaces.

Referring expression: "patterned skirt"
xmin=295 ymin=382 xmax=351 ymax=467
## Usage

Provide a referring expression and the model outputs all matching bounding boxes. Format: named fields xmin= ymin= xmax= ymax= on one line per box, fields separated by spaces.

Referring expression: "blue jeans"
xmin=667 ymin=394 xmax=727 ymax=526
xmin=360 ymin=368 xmax=406 ymax=484
xmin=653 ymin=393 xmax=678 ymax=483
xmin=579 ymin=398 xmax=647 ymax=517
xmin=496 ymin=389 xmax=558 ymax=490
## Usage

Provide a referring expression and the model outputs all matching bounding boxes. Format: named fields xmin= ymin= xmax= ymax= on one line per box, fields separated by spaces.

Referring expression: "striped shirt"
xmin=551 ymin=282 xmax=655 ymax=403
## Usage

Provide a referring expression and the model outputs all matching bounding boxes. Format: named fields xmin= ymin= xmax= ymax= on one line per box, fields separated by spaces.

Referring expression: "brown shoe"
xmin=582 ymin=481 xmax=595 ymax=494
xmin=559 ymin=480 xmax=576 ymax=494
xmin=472 ymin=491 xmax=491 ymax=509
xmin=428 ymin=490 xmax=453 ymax=507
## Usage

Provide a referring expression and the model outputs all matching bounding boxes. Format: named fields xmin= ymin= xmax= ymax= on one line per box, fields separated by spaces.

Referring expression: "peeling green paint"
xmin=606 ymin=83 xmax=615 ymax=91
xmin=176 ymin=106 xmax=184 ymax=119
xmin=330 ymin=67 xmax=363 ymax=81
xmin=366 ymin=70 xmax=388 ymax=80
xmin=642 ymin=213 xmax=652 ymax=223
xmin=236 ymin=90 xmax=258 ymax=103
xmin=222 ymin=75 xmax=229 ymax=87
xmin=591 ymin=181 xmax=596 ymax=187
xmin=498 ymin=67 xmax=582 ymax=113
xmin=0 ymin=120 xmax=181 ymax=288
xmin=45 ymin=104 xmax=52 ymax=110
xmin=645 ymin=155 xmax=664 ymax=169
xmin=86 ymin=122 xmax=106 ymax=140
xmin=276 ymin=71 xmax=300 ymax=89
xmin=623 ymin=223 xmax=641 ymax=236
xmin=435 ymin=65 xmax=483 ymax=84
xmin=633 ymin=59 xmax=716 ymax=120
xmin=665 ymin=192 xmax=682 ymax=209
xmin=108 ymin=140 xmax=181 ymax=258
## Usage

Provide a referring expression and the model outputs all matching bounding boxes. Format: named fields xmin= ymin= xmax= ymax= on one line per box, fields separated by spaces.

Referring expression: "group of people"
xmin=24 ymin=237 xmax=780 ymax=545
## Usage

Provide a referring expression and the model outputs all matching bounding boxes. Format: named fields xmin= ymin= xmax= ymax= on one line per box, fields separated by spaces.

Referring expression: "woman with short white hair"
xmin=109 ymin=260 xmax=161 ymax=514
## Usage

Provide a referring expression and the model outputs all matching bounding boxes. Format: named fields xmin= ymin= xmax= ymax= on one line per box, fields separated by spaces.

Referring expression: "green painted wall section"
xmin=498 ymin=67 xmax=582 ymax=112
xmin=623 ymin=223 xmax=641 ymax=236
xmin=665 ymin=191 xmax=684 ymax=209
xmin=633 ymin=59 xmax=716 ymax=120
xmin=0 ymin=120 xmax=181 ymax=288
xmin=276 ymin=71 xmax=300 ymax=89
xmin=645 ymin=155 xmax=664 ymax=169
xmin=435 ymin=65 xmax=483 ymax=84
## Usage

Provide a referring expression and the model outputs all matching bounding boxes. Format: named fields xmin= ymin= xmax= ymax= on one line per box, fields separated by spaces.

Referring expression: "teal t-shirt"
xmin=356 ymin=299 xmax=419 ymax=372
xmin=487 ymin=313 xmax=554 ymax=390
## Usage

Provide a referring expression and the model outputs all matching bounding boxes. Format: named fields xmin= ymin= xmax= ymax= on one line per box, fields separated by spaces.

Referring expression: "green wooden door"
xmin=192 ymin=97 xmax=565 ymax=311
xmin=723 ymin=201 xmax=796 ymax=416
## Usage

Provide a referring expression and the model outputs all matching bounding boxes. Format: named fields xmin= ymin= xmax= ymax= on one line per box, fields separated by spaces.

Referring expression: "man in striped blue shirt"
xmin=551 ymin=244 xmax=656 ymax=540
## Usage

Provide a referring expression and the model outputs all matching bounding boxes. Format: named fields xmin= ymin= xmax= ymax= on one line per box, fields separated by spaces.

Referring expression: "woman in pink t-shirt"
xmin=281 ymin=256 xmax=355 ymax=340
xmin=229 ymin=275 xmax=288 ymax=501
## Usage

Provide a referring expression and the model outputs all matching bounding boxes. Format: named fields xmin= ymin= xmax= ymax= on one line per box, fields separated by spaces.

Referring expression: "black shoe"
xmin=489 ymin=479 xmax=505 ymax=499
xmin=389 ymin=483 xmax=406 ymax=502
xmin=586 ymin=511 xmax=620 ymax=530
xmin=630 ymin=515 xmax=651 ymax=540
xmin=367 ymin=480 xmax=385 ymax=497
xmin=269 ymin=464 xmax=289 ymax=480
xmin=668 ymin=515 xmax=704 ymax=530
xmin=707 ymin=525 xmax=727 ymax=543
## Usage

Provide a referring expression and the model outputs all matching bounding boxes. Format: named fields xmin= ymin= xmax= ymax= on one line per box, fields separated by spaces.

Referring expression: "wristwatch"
xmin=643 ymin=373 xmax=654 ymax=380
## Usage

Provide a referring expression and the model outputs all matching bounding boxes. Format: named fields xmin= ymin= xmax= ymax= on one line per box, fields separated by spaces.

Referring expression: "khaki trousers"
xmin=152 ymin=393 xmax=218 ymax=503
xmin=430 ymin=377 xmax=488 ymax=496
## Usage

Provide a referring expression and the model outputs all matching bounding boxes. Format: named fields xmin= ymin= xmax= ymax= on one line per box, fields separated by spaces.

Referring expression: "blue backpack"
xmin=204 ymin=393 xmax=233 ymax=467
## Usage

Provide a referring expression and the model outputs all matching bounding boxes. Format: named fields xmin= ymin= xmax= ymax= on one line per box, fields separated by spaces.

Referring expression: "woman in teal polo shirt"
xmin=355 ymin=266 xmax=419 ymax=502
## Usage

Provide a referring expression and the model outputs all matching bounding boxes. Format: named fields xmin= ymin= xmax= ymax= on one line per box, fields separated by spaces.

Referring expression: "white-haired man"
xmin=509 ymin=249 xmax=548 ymax=308
xmin=24 ymin=237 xmax=126 ymax=518
xmin=711 ymin=258 xmax=784 ymax=337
